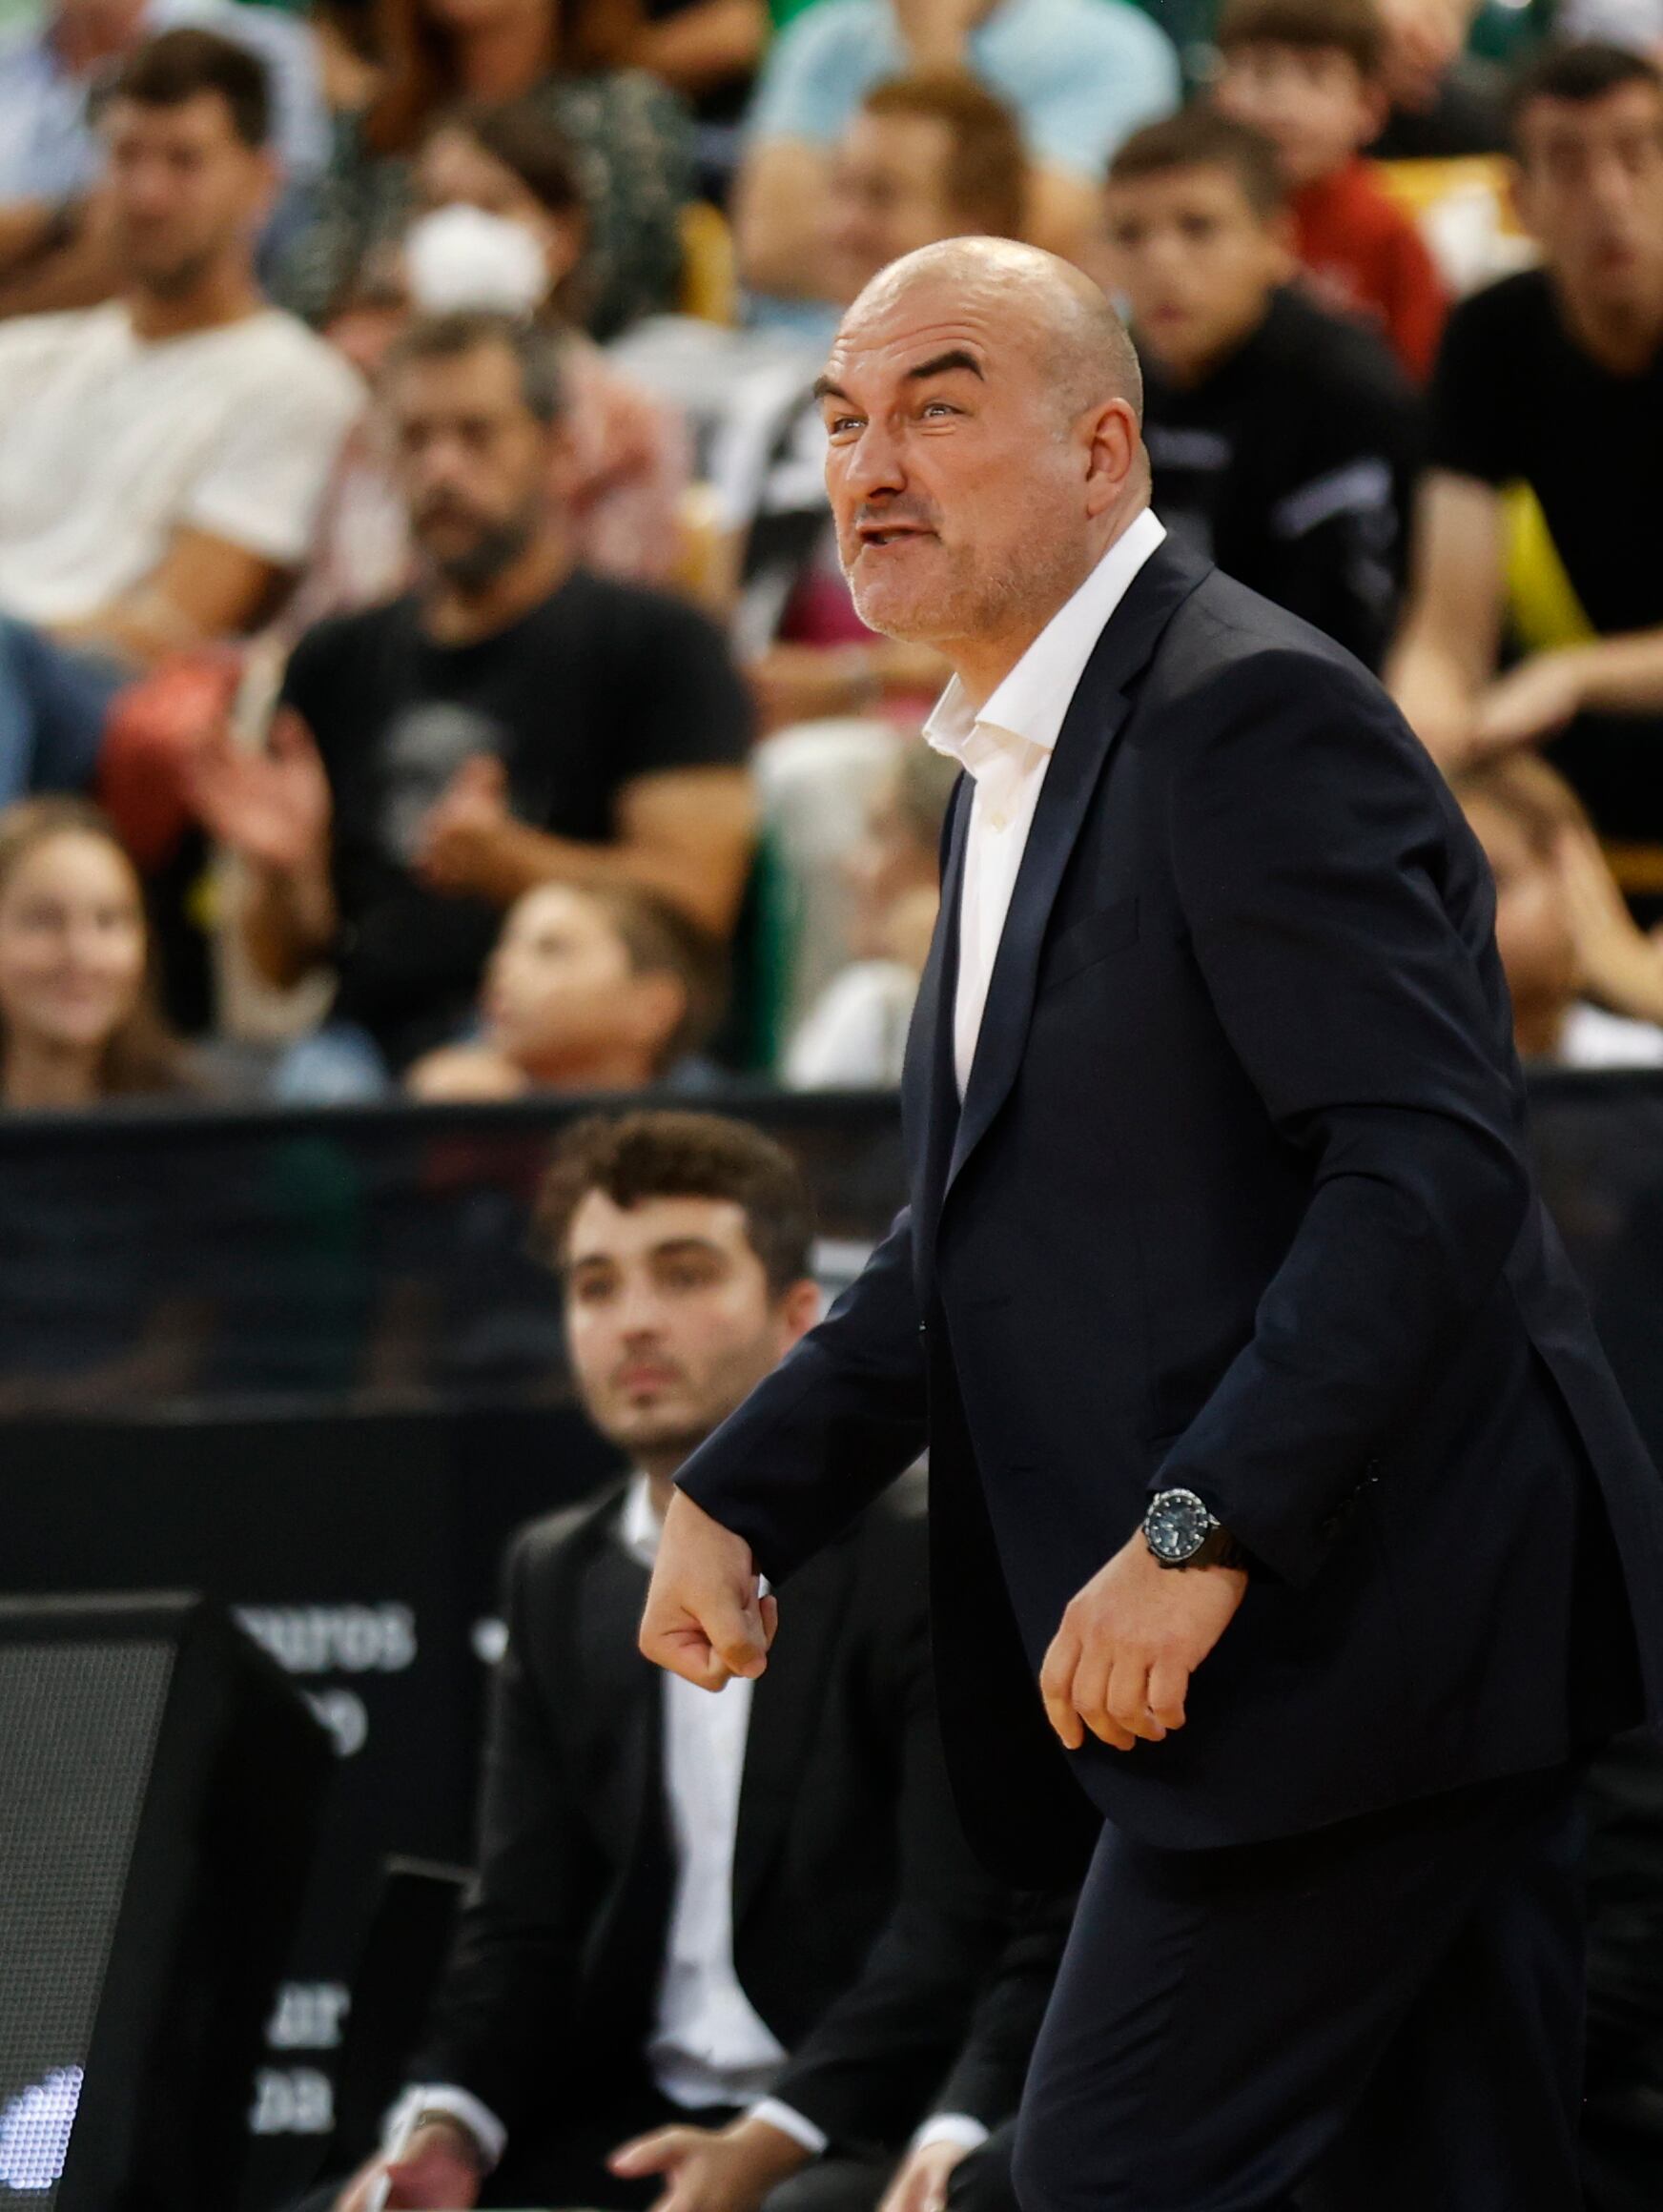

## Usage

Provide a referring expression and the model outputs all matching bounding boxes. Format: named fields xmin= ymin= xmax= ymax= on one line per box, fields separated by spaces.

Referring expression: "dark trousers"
xmin=1012 ymin=1766 xmax=1586 ymax=2212
xmin=487 ymin=2084 xmax=733 ymax=2207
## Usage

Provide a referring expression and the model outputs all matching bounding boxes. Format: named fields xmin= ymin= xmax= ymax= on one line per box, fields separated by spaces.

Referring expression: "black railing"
xmin=0 ymin=1087 xmax=904 ymax=1419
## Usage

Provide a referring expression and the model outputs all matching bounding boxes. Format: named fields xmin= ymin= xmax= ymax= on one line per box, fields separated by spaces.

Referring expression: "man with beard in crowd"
xmin=192 ymin=310 xmax=756 ymax=1092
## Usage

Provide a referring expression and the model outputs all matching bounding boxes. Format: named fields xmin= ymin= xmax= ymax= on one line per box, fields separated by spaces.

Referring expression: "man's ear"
xmin=1083 ymin=397 xmax=1140 ymax=516
xmin=780 ymin=1276 xmax=823 ymax=1344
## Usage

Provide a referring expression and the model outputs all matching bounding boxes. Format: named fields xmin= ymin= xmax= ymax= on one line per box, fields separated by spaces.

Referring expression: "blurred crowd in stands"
xmin=0 ymin=0 xmax=1660 ymax=1117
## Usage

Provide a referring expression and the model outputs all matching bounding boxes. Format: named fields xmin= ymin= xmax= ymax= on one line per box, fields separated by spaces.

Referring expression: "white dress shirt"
xmin=925 ymin=507 xmax=1167 ymax=1096
xmin=390 ymin=1476 xmax=824 ymax=2171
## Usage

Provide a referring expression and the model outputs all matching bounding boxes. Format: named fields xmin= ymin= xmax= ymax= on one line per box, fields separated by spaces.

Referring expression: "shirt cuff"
xmin=747 ymin=2097 xmax=828 ymax=2157
xmin=912 ymin=2113 xmax=992 ymax=2155
xmin=382 ymin=2083 xmax=507 ymax=2171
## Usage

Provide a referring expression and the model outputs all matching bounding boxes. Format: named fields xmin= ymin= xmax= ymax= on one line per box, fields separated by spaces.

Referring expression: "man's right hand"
xmin=639 ymin=1487 xmax=778 ymax=1690
xmin=335 ymin=2118 xmax=483 ymax=2211
xmin=189 ymin=706 xmax=332 ymax=877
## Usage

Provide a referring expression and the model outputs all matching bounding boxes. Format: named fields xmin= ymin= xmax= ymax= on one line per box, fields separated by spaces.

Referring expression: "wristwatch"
xmin=1142 ymin=1486 xmax=1244 ymax=1569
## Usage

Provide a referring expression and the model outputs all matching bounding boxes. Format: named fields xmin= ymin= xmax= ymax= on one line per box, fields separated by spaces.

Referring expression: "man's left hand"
xmin=1039 ymin=1532 xmax=1247 ymax=1752
xmin=607 ymin=2115 xmax=811 ymax=2212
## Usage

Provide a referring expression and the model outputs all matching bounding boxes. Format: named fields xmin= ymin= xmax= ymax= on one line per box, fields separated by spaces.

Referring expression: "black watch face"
xmin=1144 ymin=1486 xmax=1213 ymax=1563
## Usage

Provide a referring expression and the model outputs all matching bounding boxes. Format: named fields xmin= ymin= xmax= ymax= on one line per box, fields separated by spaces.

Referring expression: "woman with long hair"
xmin=279 ymin=0 xmax=694 ymax=339
xmin=0 ymin=798 xmax=190 ymax=1109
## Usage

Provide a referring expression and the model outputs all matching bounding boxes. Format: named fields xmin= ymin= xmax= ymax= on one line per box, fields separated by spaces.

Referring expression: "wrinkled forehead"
xmin=824 ymin=279 xmax=1049 ymax=399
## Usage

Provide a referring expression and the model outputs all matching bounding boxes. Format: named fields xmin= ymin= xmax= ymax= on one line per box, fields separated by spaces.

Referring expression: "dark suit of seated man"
xmin=857 ymin=1889 xmax=1069 ymax=2212
xmin=326 ymin=1110 xmax=1007 ymax=2212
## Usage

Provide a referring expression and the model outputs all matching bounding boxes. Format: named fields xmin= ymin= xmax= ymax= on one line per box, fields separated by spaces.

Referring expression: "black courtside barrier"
xmin=0 ymin=1594 xmax=330 ymax=2210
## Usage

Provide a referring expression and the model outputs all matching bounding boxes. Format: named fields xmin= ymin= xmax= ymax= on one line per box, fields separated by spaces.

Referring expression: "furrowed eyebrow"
xmin=812 ymin=349 xmax=985 ymax=405
xmin=903 ymin=349 xmax=985 ymax=383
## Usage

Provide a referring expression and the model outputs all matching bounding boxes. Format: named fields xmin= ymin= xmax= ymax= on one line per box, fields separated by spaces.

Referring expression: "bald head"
xmin=841 ymin=236 xmax=1144 ymax=427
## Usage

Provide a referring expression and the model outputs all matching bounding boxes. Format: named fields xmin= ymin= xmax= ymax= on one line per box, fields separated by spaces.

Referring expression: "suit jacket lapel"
xmin=903 ymin=776 xmax=970 ymax=1259
xmin=943 ymin=541 xmax=1213 ymax=1202
xmin=730 ymin=1534 xmax=857 ymax=1936
xmin=565 ymin=1512 xmax=676 ymax=2022
xmin=576 ymin=1529 xmax=665 ymax=1851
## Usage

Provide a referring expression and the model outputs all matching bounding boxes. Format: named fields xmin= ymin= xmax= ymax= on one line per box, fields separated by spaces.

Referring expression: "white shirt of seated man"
xmin=392 ymin=1473 xmax=992 ymax=2187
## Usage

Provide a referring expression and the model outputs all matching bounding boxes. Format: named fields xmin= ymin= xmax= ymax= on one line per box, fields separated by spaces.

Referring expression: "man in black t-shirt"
xmin=194 ymin=311 xmax=756 ymax=1075
xmin=1103 ymin=108 xmax=1419 ymax=670
xmin=1389 ymin=43 xmax=1663 ymax=847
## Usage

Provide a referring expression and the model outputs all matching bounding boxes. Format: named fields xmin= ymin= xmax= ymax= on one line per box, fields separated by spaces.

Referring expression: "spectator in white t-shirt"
xmin=0 ymin=28 xmax=362 ymax=806
xmin=1455 ymin=754 xmax=1663 ymax=1069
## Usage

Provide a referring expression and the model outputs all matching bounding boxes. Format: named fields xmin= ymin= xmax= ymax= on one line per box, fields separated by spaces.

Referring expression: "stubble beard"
xmin=129 ymin=239 xmax=222 ymax=303
xmin=846 ymin=526 xmax=1088 ymax=651
xmin=421 ymin=501 xmax=541 ymax=594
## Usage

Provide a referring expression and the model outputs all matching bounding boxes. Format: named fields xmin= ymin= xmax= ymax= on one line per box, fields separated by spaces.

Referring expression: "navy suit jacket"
xmin=677 ymin=540 xmax=1663 ymax=1881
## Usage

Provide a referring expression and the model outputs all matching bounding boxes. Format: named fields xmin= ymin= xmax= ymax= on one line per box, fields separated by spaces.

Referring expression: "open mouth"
xmin=858 ymin=525 xmax=934 ymax=550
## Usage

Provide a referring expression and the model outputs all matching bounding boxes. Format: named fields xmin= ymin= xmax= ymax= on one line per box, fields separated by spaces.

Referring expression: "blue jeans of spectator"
xmin=0 ymin=615 xmax=134 ymax=806
xmin=272 ymin=1022 xmax=392 ymax=1104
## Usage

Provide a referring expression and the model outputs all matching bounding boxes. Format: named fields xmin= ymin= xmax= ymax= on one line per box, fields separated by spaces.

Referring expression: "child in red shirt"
xmin=1214 ymin=0 xmax=1448 ymax=379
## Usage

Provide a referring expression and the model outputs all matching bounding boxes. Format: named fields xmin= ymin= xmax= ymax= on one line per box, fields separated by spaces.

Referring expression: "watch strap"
xmin=1187 ymin=1522 xmax=1246 ymax=1571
